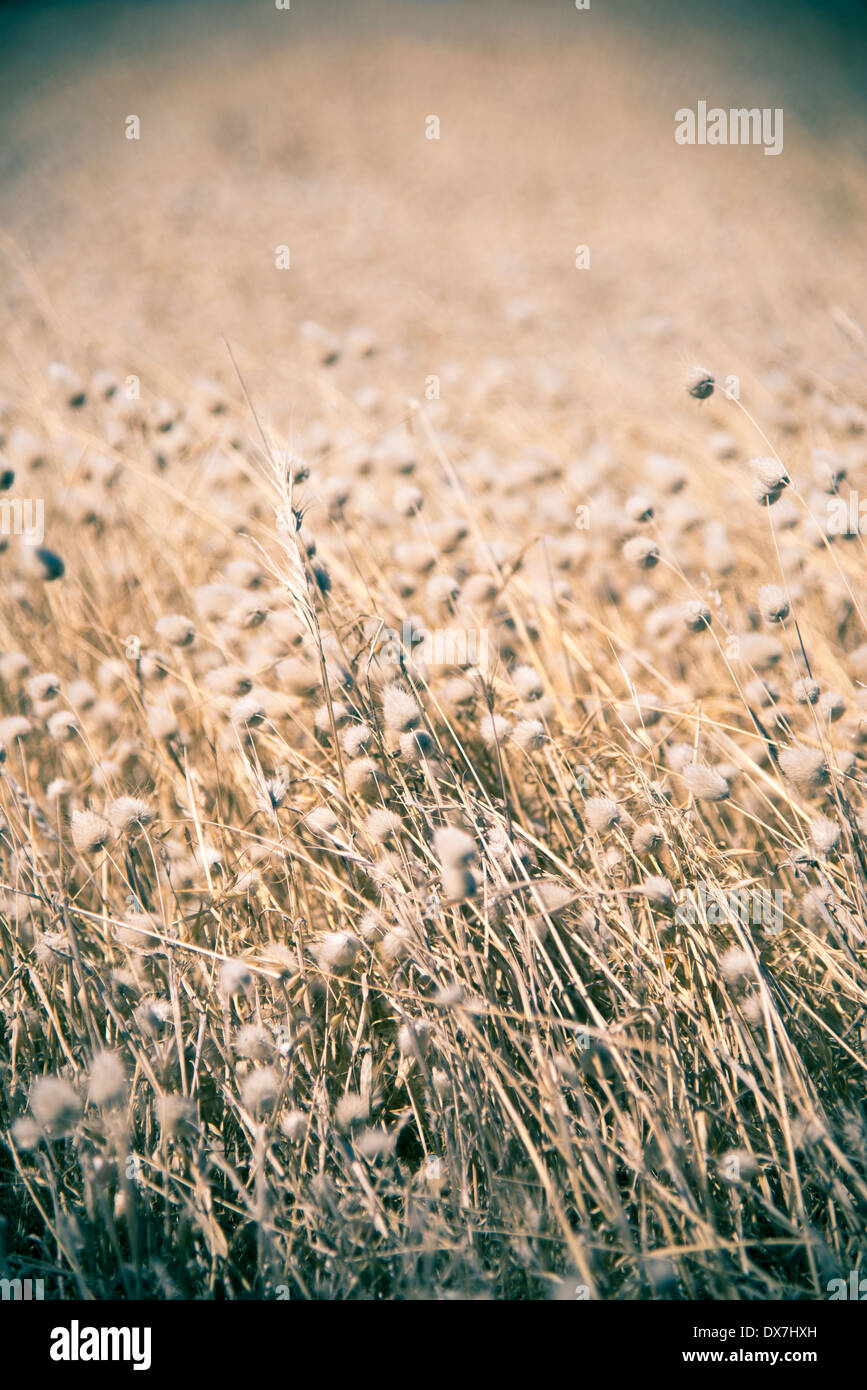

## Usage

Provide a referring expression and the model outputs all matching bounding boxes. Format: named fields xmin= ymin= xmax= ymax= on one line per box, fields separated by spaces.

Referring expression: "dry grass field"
xmin=1 ymin=0 xmax=867 ymax=1300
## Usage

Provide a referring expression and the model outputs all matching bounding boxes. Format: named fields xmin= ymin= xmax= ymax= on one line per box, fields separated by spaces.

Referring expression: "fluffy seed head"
xmin=791 ymin=678 xmax=820 ymax=706
xmin=345 ymin=756 xmax=382 ymax=798
xmin=757 ymin=584 xmax=789 ymax=623
xmin=434 ymin=825 xmax=477 ymax=868
xmin=819 ymin=690 xmax=846 ymax=722
xmin=720 ymin=947 xmax=756 ymax=984
xmin=511 ymin=665 xmax=544 ymax=700
xmin=810 ymin=816 xmax=840 ymax=855
xmin=393 ymin=484 xmax=423 ymax=516
xmin=281 ymin=1110 xmax=307 ymax=1142
xmin=108 ymin=796 xmax=153 ymax=833
xmin=27 ymin=672 xmax=61 ymax=702
xmin=779 ymin=744 xmax=829 ymax=793
xmin=441 ymin=865 xmax=477 ymax=902
xmin=632 ymin=822 xmax=662 ymax=856
xmin=317 ymin=931 xmax=361 ymax=971
xmin=30 ymin=1076 xmax=81 ymax=1132
xmin=584 ymin=796 xmax=620 ymax=832
xmin=750 ymin=457 xmax=789 ymax=505
xmin=400 ymin=728 xmax=434 ymax=760
xmin=682 ymin=762 xmax=730 ymax=802
xmin=625 ymin=494 xmax=654 ymax=522
xmin=47 ymin=710 xmax=79 ymax=742
xmin=511 ymin=717 xmax=546 ymax=751
xmin=88 ymin=1051 xmax=127 ymax=1107
xmin=681 ymin=599 xmax=711 ymax=631
xmin=365 ymin=808 xmax=402 ymax=842
xmin=219 ymin=958 xmax=252 ymax=996
xmin=305 ymin=805 xmax=339 ymax=837
xmin=623 ymin=536 xmax=659 ymax=569
xmin=70 ymin=809 xmax=114 ymax=855
xmin=343 ymin=723 xmax=373 ymax=756
xmin=156 ymin=613 xmax=195 ymax=647
xmin=480 ymin=712 xmax=510 ymax=745
xmin=0 ymin=715 xmax=32 ymax=746
xmin=241 ymin=1067 xmax=279 ymax=1116
xmin=382 ymin=683 xmax=421 ymax=732
xmin=685 ymin=366 xmax=714 ymax=400
xmin=638 ymin=875 xmax=673 ymax=909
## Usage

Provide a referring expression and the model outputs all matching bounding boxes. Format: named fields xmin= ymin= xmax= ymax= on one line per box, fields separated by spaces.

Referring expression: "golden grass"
xmin=1 ymin=8 xmax=866 ymax=1300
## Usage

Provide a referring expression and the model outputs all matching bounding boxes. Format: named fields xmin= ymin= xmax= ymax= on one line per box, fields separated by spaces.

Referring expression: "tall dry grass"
xmin=1 ymin=7 xmax=866 ymax=1300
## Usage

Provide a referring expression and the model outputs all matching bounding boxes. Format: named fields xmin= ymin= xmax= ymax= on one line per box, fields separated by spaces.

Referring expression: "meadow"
xmin=1 ymin=1 xmax=866 ymax=1300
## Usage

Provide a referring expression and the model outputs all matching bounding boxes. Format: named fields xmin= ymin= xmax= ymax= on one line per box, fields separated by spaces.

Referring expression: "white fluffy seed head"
xmin=0 ymin=715 xmax=32 ymax=746
xmin=625 ymin=494 xmax=654 ymax=523
xmin=665 ymin=742 xmax=694 ymax=774
xmin=681 ymin=599 xmax=711 ymax=632
xmin=393 ymin=484 xmax=423 ymax=516
xmin=47 ymin=710 xmax=79 ymax=742
xmin=813 ymin=449 xmax=846 ymax=494
xmin=442 ymin=676 xmax=476 ymax=707
xmin=640 ymin=875 xmax=674 ymax=908
xmin=441 ymin=864 xmax=477 ymax=902
xmin=314 ymin=700 xmax=352 ymax=734
xmin=305 ymin=805 xmax=339 ymax=837
xmin=480 ymin=713 xmax=510 ymax=745
xmin=397 ymin=1021 xmax=432 ymax=1058
xmin=745 ymin=677 xmax=778 ymax=707
xmin=88 ymin=1051 xmax=127 ymax=1107
xmin=736 ymin=633 xmax=783 ymax=670
xmin=623 ymin=536 xmax=660 ymax=569
xmin=682 ymin=762 xmax=730 ymax=802
xmin=434 ymin=825 xmax=477 ymax=868
xmin=511 ymin=717 xmax=546 ymax=752
xmin=345 ymin=757 xmax=381 ymax=798
xmin=819 ymin=691 xmax=846 ymax=722
xmin=400 ymin=728 xmax=434 ymax=761
xmin=147 ymin=705 xmax=178 ymax=742
xmin=281 ymin=1110 xmax=307 ymax=1142
xmin=108 ymin=796 xmax=153 ymax=833
xmin=219 ymin=958 xmax=252 ymax=996
xmin=632 ymin=822 xmax=662 ymax=856
xmin=584 ymin=796 xmax=620 ymax=832
xmin=231 ymin=696 xmax=266 ymax=729
xmin=365 ymin=808 xmax=402 ymax=842
xmin=757 ymin=584 xmax=789 ymax=623
xmin=317 ymin=931 xmax=360 ymax=971
xmin=70 ymin=809 xmax=114 ymax=855
xmin=779 ymin=744 xmax=829 ymax=793
xmin=30 ymin=1076 xmax=82 ymax=1131
xmin=241 ymin=1067 xmax=279 ymax=1116
xmin=156 ymin=613 xmax=195 ymax=647
xmin=382 ymin=683 xmax=421 ymax=732
xmin=511 ymin=665 xmax=544 ymax=700
xmin=750 ymin=457 xmax=789 ymax=505
xmin=27 ymin=672 xmax=61 ymax=702
xmin=810 ymin=816 xmax=840 ymax=855
xmin=685 ymin=365 xmax=714 ymax=400
xmin=791 ymin=678 xmax=820 ymax=706
xmin=720 ymin=947 xmax=755 ymax=984
xmin=343 ymin=723 xmax=373 ymax=756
